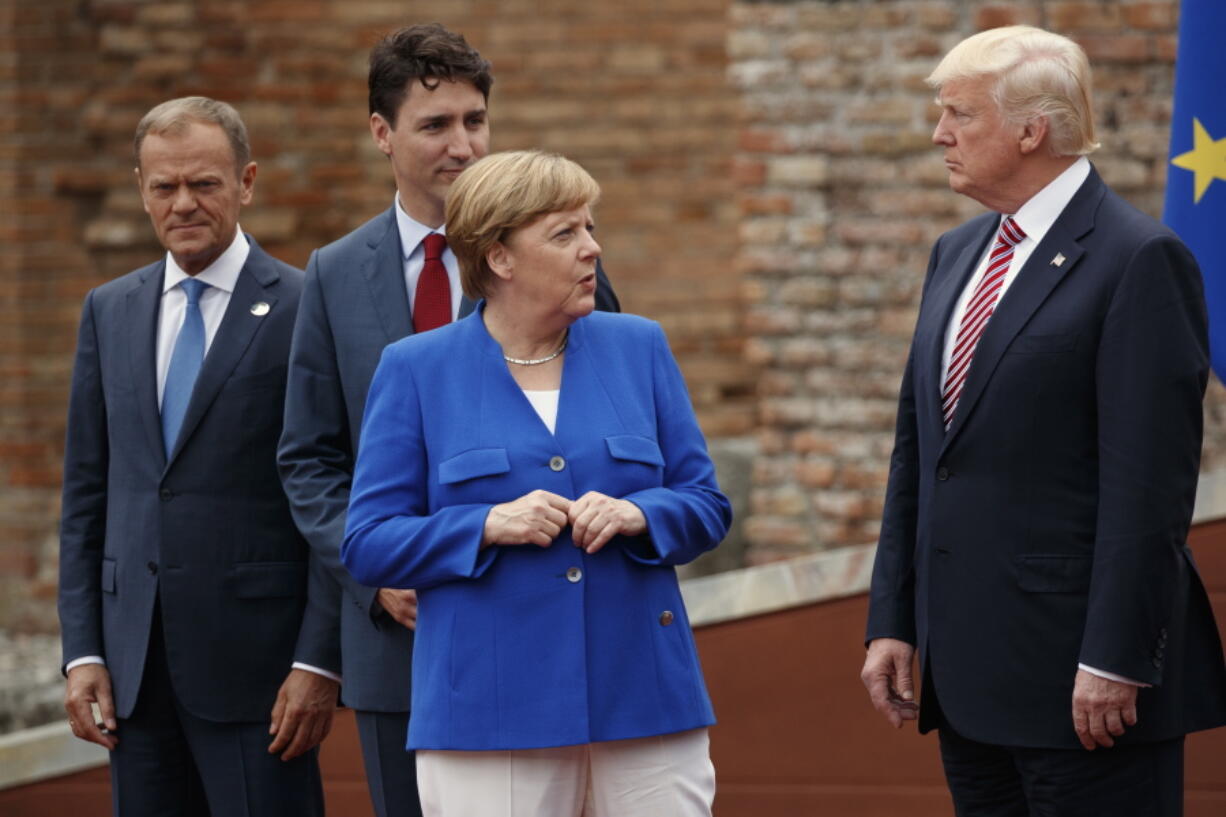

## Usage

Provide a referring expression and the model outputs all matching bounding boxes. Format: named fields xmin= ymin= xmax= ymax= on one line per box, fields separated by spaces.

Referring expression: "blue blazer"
xmin=58 ymin=240 xmax=339 ymax=723
xmin=342 ymin=309 xmax=730 ymax=750
xmin=278 ymin=206 xmax=618 ymax=712
xmin=867 ymin=167 xmax=1226 ymax=748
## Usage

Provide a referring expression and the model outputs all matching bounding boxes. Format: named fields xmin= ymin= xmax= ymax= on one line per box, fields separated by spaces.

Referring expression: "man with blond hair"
xmin=59 ymin=96 xmax=339 ymax=815
xmin=861 ymin=26 xmax=1226 ymax=815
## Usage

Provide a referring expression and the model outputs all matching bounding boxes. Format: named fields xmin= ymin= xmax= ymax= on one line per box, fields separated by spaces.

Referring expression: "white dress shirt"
xmin=394 ymin=195 xmax=464 ymax=321
xmin=154 ymin=228 xmax=249 ymax=406
xmin=940 ymin=158 xmax=1091 ymax=381
xmin=67 ymin=227 xmax=340 ymax=684
xmin=938 ymin=157 xmax=1145 ymax=689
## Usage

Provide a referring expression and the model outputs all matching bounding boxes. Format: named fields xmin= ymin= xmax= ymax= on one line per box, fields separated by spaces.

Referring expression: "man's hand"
xmin=268 ymin=668 xmax=339 ymax=761
xmin=568 ymin=491 xmax=646 ymax=554
xmin=64 ymin=663 xmax=119 ymax=750
xmin=376 ymin=588 xmax=418 ymax=630
xmin=1071 ymin=669 xmax=1138 ymax=750
xmin=483 ymin=490 xmax=571 ymax=548
xmin=861 ymin=637 xmax=919 ymax=728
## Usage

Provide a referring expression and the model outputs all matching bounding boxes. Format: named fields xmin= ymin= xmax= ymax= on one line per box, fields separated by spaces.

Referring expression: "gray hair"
xmin=134 ymin=96 xmax=251 ymax=171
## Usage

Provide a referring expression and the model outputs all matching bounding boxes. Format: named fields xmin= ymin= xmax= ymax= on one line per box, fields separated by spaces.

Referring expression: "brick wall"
xmin=1 ymin=0 xmax=743 ymax=634
xmin=735 ymin=0 xmax=1226 ymax=562
xmin=3 ymin=0 xmax=1223 ymax=634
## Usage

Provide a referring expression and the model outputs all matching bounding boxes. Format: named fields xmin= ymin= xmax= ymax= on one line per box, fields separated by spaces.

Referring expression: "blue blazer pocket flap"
xmin=1015 ymin=554 xmax=1092 ymax=593
xmin=438 ymin=448 xmax=511 ymax=485
xmin=101 ymin=558 xmax=117 ymax=594
xmin=605 ymin=435 xmax=665 ymax=466
xmin=229 ymin=562 xmax=307 ymax=599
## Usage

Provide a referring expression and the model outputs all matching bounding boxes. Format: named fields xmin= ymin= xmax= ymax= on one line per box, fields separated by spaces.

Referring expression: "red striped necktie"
xmin=413 ymin=232 xmax=451 ymax=333
xmin=940 ymin=216 xmax=1026 ymax=430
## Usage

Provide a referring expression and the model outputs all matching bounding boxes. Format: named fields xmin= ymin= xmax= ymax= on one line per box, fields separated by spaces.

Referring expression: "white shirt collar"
xmin=162 ymin=227 xmax=250 ymax=294
xmin=1009 ymin=157 xmax=1091 ymax=244
xmin=394 ymin=194 xmax=446 ymax=259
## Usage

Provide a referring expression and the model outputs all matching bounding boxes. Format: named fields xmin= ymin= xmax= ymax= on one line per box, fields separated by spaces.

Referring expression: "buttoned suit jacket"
xmin=58 ymin=240 xmax=340 ymax=723
xmin=278 ymin=206 xmax=619 ymax=712
xmin=341 ymin=309 xmax=730 ymax=749
xmin=867 ymin=167 xmax=1226 ymax=749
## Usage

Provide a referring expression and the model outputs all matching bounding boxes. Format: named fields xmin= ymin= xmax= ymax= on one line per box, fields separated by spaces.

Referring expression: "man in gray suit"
xmin=278 ymin=23 xmax=618 ymax=817
xmin=59 ymin=97 xmax=341 ymax=816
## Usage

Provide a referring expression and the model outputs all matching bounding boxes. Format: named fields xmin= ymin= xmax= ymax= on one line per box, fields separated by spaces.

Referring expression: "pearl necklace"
xmin=503 ymin=331 xmax=568 ymax=366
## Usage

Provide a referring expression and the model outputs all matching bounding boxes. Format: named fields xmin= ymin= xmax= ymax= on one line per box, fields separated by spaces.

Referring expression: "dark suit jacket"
xmin=867 ymin=167 xmax=1226 ymax=749
xmin=278 ymin=206 xmax=618 ymax=712
xmin=58 ymin=239 xmax=340 ymax=723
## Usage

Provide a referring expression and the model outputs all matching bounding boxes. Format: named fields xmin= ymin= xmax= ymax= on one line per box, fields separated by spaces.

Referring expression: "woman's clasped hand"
xmin=483 ymin=490 xmax=647 ymax=553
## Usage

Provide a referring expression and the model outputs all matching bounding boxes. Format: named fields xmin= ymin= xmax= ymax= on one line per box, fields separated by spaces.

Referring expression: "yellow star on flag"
xmin=1171 ymin=117 xmax=1226 ymax=204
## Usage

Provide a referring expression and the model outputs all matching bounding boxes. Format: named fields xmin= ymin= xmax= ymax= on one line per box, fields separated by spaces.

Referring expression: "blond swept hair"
xmin=134 ymin=96 xmax=251 ymax=172
xmin=927 ymin=25 xmax=1099 ymax=156
xmin=445 ymin=150 xmax=601 ymax=300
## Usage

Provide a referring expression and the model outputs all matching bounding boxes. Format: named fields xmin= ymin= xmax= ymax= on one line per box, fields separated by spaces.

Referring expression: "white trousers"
xmin=416 ymin=728 xmax=715 ymax=817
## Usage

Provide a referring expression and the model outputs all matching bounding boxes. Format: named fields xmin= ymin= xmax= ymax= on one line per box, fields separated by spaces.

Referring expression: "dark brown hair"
xmin=369 ymin=23 xmax=493 ymax=127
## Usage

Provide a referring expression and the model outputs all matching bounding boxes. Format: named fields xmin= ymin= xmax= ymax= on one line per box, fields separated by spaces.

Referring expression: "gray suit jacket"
xmin=58 ymin=239 xmax=340 ymax=722
xmin=278 ymin=207 xmax=618 ymax=711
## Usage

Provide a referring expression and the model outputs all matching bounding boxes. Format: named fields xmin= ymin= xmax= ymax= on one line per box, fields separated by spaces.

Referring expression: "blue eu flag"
xmin=1164 ymin=0 xmax=1226 ymax=380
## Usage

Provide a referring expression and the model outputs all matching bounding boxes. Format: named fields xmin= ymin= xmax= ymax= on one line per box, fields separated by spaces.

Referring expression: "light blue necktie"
xmin=161 ymin=278 xmax=209 ymax=454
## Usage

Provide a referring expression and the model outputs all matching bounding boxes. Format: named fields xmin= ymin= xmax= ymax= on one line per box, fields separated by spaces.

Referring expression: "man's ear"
xmin=238 ymin=161 xmax=257 ymax=206
xmin=370 ymin=113 xmax=394 ymax=157
xmin=1019 ymin=115 xmax=1050 ymax=156
xmin=134 ymin=167 xmax=151 ymax=214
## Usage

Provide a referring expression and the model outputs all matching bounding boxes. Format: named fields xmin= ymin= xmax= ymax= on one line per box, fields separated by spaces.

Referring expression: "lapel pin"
xmin=250 ymin=302 xmax=270 ymax=316
xmin=1051 ymin=253 xmax=1066 ymax=268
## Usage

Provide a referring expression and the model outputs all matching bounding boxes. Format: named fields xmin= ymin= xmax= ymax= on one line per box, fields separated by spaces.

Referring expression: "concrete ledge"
xmin=0 ymin=721 xmax=108 ymax=789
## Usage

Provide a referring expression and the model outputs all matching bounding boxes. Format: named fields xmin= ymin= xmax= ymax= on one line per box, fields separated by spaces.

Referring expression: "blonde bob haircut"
xmin=927 ymin=25 xmax=1099 ymax=157
xmin=445 ymin=150 xmax=601 ymax=300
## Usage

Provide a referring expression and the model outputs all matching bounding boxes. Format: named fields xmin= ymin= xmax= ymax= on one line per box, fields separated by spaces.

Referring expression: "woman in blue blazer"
xmin=342 ymin=150 xmax=731 ymax=817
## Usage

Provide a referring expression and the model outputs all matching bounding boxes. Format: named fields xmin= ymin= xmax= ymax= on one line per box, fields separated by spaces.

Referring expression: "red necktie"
xmin=413 ymin=233 xmax=450 ymax=333
xmin=940 ymin=216 xmax=1026 ymax=429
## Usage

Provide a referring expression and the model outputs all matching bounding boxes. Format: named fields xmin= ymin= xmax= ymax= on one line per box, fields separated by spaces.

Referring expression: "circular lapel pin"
xmin=250 ymin=302 xmax=270 ymax=316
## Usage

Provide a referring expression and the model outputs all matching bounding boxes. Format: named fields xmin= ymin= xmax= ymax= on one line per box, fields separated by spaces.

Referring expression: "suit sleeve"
xmin=278 ymin=251 xmax=380 ymax=618
xmin=1080 ymin=234 xmax=1208 ymax=684
xmin=865 ymin=240 xmax=945 ymax=646
xmin=620 ymin=323 xmax=732 ymax=566
xmin=594 ymin=258 xmax=621 ymax=313
xmin=58 ymin=290 xmax=109 ymax=668
xmin=342 ymin=344 xmax=498 ymax=590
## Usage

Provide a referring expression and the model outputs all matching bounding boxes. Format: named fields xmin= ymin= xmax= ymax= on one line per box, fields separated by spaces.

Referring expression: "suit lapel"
xmin=941 ymin=171 xmax=1103 ymax=449
xmin=362 ymin=208 xmax=413 ymax=343
xmin=164 ymin=243 xmax=280 ymax=467
xmin=126 ymin=261 xmax=169 ymax=464
xmin=918 ymin=224 xmax=994 ymax=441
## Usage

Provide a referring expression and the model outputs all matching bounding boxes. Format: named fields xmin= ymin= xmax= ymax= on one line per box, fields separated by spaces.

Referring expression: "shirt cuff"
xmin=65 ymin=656 xmax=106 ymax=672
xmin=292 ymin=662 xmax=342 ymax=684
xmin=1078 ymin=663 xmax=1151 ymax=688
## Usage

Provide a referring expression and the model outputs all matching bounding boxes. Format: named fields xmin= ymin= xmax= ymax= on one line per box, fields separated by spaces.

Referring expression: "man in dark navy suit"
xmin=862 ymin=26 xmax=1226 ymax=816
xmin=59 ymin=97 xmax=340 ymax=816
xmin=278 ymin=23 xmax=618 ymax=817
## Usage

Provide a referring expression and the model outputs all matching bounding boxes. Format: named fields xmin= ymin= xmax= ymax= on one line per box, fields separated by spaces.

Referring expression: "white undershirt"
xmin=523 ymin=389 xmax=560 ymax=434
xmin=393 ymin=195 xmax=463 ymax=321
